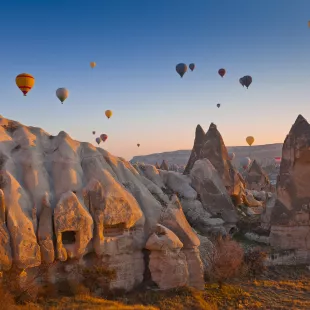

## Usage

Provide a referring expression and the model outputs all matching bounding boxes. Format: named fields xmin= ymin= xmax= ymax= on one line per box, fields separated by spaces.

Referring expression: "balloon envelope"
xmin=95 ymin=137 xmax=101 ymax=145
xmin=176 ymin=63 xmax=187 ymax=78
xmin=56 ymin=88 xmax=69 ymax=103
xmin=228 ymin=152 xmax=235 ymax=160
xmin=218 ymin=68 xmax=226 ymax=77
xmin=243 ymin=75 xmax=252 ymax=88
xmin=92 ymin=131 xmax=96 ymax=135
xmin=246 ymin=136 xmax=255 ymax=146
xmin=240 ymin=157 xmax=251 ymax=169
xmin=90 ymin=62 xmax=96 ymax=68
xmin=217 ymin=103 xmax=220 ymax=108
xmin=15 ymin=73 xmax=35 ymax=96
xmin=105 ymin=110 xmax=112 ymax=119
xmin=274 ymin=157 xmax=281 ymax=164
xmin=137 ymin=143 xmax=140 ymax=147
xmin=100 ymin=134 xmax=108 ymax=142
xmin=189 ymin=63 xmax=195 ymax=71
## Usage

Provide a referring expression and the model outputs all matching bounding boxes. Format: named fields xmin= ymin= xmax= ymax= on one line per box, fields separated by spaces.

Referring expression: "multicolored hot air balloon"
xmin=56 ymin=88 xmax=69 ymax=104
xmin=105 ymin=110 xmax=112 ymax=119
xmin=218 ymin=68 xmax=226 ymax=78
xmin=239 ymin=77 xmax=245 ymax=87
xmin=246 ymin=136 xmax=255 ymax=146
xmin=137 ymin=143 xmax=140 ymax=147
xmin=90 ymin=62 xmax=96 ymax=68
xmin=100 ymin=134 xmax=108 ymax=142
xmin=228 ymin=152 xmax=235 ymax=161
xmin=241 ymin=157 xmax=251 ymax=170
xmin=95 ymin=137 xmax=101 ymax=145
xmin=189 ymin=63 xmax=195 ymax=71
xmin=217 ymin=103 xmax=221 ymax=108
xmin=92 ymin=131 xmax=96 ymax=135
xmin=243 ymin=75 xmax=252 ymax=89
xmin=176 ymin=63 xmax=187 ymax=78
xmin=15 ymin=73 xmax=35 ymax=96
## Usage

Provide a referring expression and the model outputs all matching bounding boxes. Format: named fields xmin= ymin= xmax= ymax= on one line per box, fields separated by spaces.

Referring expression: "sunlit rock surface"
xmin=0 ymin=114 xmax=210 ymax=292
xmin=270 ymin=115 xmax=310 ymax=263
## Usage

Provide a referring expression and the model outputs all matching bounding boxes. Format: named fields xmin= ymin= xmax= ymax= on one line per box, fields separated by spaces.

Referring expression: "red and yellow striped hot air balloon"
xmin=15 ymin=73 xmax=35 ymax=96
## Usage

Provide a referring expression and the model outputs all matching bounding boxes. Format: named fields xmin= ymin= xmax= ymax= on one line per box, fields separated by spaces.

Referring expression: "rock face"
xmin=0 ymin=115 xmax=208 ymax=292
xmin=190 ymin=159 xmax=238 ymax=230
xmin=160 ymin=160 xmax=169 ymax=171
xmin=184 ymin=123 xmax=245 ymax=200
xmin=245 ymin=160 xmax=272 ymax=191
xmin=270 ymin=115 xmax=310 ymax=262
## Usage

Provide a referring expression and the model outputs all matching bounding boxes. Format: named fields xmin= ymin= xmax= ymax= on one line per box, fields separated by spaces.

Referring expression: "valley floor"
xmin=6 ymin=266 xmax=310 ymax=310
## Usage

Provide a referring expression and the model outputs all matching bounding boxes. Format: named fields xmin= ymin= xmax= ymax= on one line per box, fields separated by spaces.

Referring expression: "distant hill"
xmin=131 ymin=143 xmax=283 ymax=168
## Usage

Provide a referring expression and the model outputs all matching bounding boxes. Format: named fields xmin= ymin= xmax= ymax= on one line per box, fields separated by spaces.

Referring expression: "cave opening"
xmin=104 ymin=222 xmax=126 ymax=237
xmin=62 ymin=231 xmax=76 ymax=244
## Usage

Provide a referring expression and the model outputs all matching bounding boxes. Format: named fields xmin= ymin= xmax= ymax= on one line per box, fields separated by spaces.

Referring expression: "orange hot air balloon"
xmin=246 ymin=136 xmax=255 ymax=146
xmin=105 ymin=110 xmax=112 ymax=119
xmin=15 ymin=73 xmax=35 ymax=96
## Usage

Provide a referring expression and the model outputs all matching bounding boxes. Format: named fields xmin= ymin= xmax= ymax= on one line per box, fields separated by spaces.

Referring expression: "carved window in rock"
xmin=104 ymin=222 xmax=126 ymax=237
xmin=62 ymin=231 xmax=76 ymax=245
xmin=104 ymin=222 xmax=136 ymax=237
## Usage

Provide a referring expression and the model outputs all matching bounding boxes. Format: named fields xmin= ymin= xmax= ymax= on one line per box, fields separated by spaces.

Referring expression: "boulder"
xmin=145 ymin=224 xmax=189 ymax=290
xmin=190 ymin=159 xmax=238 ymax=225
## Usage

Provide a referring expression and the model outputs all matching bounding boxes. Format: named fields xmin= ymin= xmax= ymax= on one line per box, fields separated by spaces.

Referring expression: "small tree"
xmin=207 ymin=236 xmax=244 ymax=289
xmin=243 ymin=247 xmax=267 ymax=278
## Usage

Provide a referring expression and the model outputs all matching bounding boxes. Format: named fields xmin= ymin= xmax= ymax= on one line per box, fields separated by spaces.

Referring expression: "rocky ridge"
xmin=0 ymin=115 xmax=252 ymax=293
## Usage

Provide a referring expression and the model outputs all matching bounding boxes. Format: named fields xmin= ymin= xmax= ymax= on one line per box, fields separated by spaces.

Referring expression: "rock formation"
xmin=160 ymin=160 xmax=169 ymax=171
xmin=0 ymin=115 xmax=210 ymax=293
xmin=269 ymin=115 xmax=310 ymax=263
xmin=184 ymin=123 xmax=247 ymax=204
xmin=245 ymin=159 xmax=272 ymax=191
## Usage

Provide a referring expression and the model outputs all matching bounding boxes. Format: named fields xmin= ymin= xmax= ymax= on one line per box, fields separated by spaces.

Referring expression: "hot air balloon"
xmin=217 ymin=103 xmax=221 ymax=108
xmin=274 ymin=157 xmax=281 ymax=165
xmin=15 ymin=73 xmax=35 ymax=96
xmin=189 ymin=63 xmax=195 ymax=71
xmin=176 ymin=63 xmax=187 ymax=78
xmin=95 ymin=137 xmax=101 ymax=145
xmin=90 ymin=62 xmax=96 ymax=68
xmin=92 ymin=131 xmax=96 ymax=135
xmin=228 ymin=152 xmax=235 ymax=161
xmin=218 ymin=68 xmax=226 ymax=78
xmin=105 ymin=110 xmax=112 ymax=119
xmin=240 ymin=157 xmax=251 ymax=170
xmin=56 ymin=88 xmax=69 ymax=104
xmin=308 ymin=21 xmax=310 ymax=28
xmin=243 ymin=75 xmax=252 ymax=89
xmin=246 ymin=136 xmax=254 ymax=146
xmin=137 ymin=143 xmax=140 ymax=147
xmin=100 ymin=134 xmax=108 ymax=142
xmin=239 ymin=77 xmax=245 ymax=87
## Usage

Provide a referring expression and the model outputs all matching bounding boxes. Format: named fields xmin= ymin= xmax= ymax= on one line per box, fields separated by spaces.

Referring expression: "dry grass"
xmin=204 ymin=266 xmax=310 ymax=310
xmin=1 ymin=266 xmax=310 ymax=310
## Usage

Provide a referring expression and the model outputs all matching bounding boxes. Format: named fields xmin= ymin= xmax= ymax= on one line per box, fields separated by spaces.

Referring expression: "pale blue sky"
xmin=0 ymin=0 xmax=310 ymax=159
